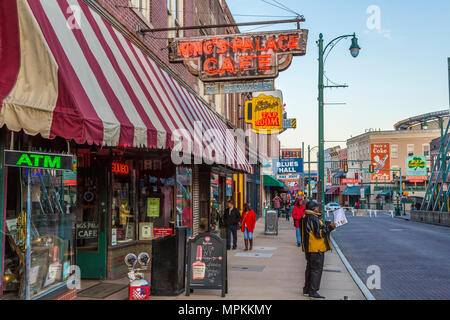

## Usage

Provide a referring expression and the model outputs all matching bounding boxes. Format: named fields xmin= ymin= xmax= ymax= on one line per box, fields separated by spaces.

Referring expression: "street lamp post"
xmin=308 ymin=145 xmax=319 ymax=200
xmin=317 ymin=32 xmax=360 ymax=213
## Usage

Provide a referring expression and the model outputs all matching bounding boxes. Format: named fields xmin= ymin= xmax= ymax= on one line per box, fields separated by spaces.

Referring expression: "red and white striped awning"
xmin=0 ymin=0 xmax=252 ymax=173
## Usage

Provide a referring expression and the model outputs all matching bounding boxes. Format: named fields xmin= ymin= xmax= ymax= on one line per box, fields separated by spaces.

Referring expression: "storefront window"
xmin=176 ymin=166 xmax=192 ymax=235
xmin=137 ymin=158 xmax=175 ymax=239
xmin=208 ymin=174 xmax=221 ymax=234
xmin=3 ymin=166 xmax=76 ymax=299
xmin=111 ymin=161 xmax=136 ymax=245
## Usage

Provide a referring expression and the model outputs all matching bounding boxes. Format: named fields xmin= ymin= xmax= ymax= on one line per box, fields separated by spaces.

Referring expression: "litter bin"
xmin=264 ymin=210 xmax=278 ymax=235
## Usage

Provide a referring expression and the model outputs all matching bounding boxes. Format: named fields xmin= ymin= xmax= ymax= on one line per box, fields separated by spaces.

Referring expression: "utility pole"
xmin=317 ymin=34 xmax=325 ymax=211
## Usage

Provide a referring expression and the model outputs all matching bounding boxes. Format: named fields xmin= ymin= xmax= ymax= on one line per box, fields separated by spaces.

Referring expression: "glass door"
xmin=75 ymin=167 xmax=107 ymax=279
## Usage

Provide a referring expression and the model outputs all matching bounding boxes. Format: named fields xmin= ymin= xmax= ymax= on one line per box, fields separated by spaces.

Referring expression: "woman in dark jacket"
xmin=291 ymin=198 xmax=306 ymax=247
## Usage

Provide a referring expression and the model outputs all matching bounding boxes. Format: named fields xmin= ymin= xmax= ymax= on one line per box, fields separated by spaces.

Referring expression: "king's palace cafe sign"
xmin=169 ymin=29 xmax=308 ymax=81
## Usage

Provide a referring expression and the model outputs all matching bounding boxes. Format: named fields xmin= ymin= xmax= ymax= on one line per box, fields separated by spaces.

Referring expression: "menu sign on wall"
xmin=371 ymin=143 xmax=391 ymax=182
xmin=170 ymin=29 xmax=308 ymax=81
xmin=186 ymin=233 xmax=227 ymax=297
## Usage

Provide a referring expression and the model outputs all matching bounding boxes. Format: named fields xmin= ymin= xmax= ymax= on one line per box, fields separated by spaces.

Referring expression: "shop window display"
xmin=176 ymin=166 xmax=192 ymax=236
xmin=111 ymin=161 xmax=136 ymax=245
xmin=137 ymin=159 xmax=175 ymax=238
xmin=3 ymin=167 xmax=76 ymax=299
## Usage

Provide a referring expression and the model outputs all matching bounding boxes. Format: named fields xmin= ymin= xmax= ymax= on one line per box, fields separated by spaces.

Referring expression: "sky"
xmin=226 ymin=0 xmax=450 ymax=162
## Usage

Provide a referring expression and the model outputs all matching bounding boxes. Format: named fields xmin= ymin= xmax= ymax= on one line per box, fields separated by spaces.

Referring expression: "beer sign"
xmin=169 ymin=29 xmax=308 ymax=81
xmin=245 ymin=90 xmax=283 ymax=134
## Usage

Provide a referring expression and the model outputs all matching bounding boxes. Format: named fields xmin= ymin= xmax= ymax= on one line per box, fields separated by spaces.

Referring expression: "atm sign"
xmin=4 ymin=150 xmax=74 ymax=171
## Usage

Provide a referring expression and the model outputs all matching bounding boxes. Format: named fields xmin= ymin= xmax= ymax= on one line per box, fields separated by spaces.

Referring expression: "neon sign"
xmin=245 ymin=91 xmax=283 ymax=134
xmin=169 ymin=30 xmax=308 ymax=81
xmin=4 ymin=150 xmax=74 ymax=171
xmin=112 ymin=162 xmax=129 ymax=174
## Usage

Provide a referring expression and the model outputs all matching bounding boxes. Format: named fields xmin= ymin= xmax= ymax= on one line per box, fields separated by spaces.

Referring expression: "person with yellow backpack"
xmin=299 ymin=200 xmax=336 ymax=299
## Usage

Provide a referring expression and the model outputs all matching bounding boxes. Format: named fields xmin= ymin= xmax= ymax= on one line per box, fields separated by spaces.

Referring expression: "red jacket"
xmin=241 ymin=209 xmax=256 ymax=233
xmin=292 ymin=204 xmax=306 ymax=228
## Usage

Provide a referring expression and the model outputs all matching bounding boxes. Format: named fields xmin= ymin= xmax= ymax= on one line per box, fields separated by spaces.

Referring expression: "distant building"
xmin=346 ymin=110 xmax=449 ymax=208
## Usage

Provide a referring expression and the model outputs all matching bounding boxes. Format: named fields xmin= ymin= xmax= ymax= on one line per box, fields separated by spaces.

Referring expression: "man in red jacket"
xmin=292 ymin=198 xmax=306 ymax=247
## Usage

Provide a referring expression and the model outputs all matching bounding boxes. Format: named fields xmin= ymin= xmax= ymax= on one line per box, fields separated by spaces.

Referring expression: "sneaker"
xmin=302 ymin=288 xmax=309 ymax=296
xmin=297 ymin=243 xmax=301 ymax=247
xmin=309 ymin=293 xmax=326 ymax=299
xmin=232 ymin=246 xmax=237 ymax=250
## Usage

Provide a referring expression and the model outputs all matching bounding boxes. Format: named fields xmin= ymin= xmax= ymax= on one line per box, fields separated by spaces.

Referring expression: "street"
xmin=332 ymin=213 xmax=450 ymax=300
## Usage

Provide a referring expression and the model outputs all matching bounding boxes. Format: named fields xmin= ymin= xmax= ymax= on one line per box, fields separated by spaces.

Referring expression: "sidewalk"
xmin=78 ymin=217 xmax=365 ymax=300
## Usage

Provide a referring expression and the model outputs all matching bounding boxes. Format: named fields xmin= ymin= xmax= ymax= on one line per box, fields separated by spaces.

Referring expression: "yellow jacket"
xmin=300 ymin=210 xmax=333 ymax=253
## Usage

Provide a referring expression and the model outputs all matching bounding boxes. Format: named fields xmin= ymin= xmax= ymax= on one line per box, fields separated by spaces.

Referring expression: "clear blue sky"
xmin=227 ymin=0 xmax=450 ymax=160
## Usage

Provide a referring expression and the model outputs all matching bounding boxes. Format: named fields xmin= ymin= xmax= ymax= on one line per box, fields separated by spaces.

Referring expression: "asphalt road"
xmin=331 ymin=213 xmax=450 ymax=300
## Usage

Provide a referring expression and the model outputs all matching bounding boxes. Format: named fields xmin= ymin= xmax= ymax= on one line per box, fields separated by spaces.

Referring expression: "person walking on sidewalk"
xmin=224 ymin=201 xmax=241 ymax=250
xmin=241 ymin=203 xmax=256 ymax=250
xmin=300 ymin=200 xmax=336 ymax=299
xmin=272 ymin=192 xmax=282 ymax=217
xmin=285 ymin=199 xmax=291 ymax=221
xmin=292 ymin=198 xmax=306 ymax=247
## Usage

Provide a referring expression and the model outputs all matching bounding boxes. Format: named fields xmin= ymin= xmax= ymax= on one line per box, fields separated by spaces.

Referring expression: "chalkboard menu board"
xmin=186 ymin=232 xmax=227 ymax=297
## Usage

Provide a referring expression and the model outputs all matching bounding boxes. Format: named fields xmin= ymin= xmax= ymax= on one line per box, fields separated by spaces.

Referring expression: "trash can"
xmin=264 ymin=210 xmax=278 ymax=235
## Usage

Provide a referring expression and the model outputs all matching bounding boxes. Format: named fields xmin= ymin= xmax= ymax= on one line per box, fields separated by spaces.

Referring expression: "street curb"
xmin=330 ymin=235 xmax=376 ymax=301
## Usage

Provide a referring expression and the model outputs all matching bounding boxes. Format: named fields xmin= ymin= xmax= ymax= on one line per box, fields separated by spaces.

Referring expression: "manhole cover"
xmin=230 ymin=265 xmax=265 ymax=272
xmin=251 ymin=246 xmax=277 ymax=251
xmin=234 ymin=252 xmax=273 ymax=258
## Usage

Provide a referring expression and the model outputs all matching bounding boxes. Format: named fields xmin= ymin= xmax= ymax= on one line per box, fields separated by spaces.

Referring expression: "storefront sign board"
xmin=245 ymin=90 xmax=283 ymax=134
xmin=4 ymin=150 xmax=74 ymax=171
xmin=170 ymin=29 xmax=308 ymax=81
xmin=204 ymin=79 xmax=274 ymax=95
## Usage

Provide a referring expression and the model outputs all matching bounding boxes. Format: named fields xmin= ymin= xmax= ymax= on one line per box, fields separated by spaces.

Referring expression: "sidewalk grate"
xmin=230 ymin=265 xmax=265 ymax=272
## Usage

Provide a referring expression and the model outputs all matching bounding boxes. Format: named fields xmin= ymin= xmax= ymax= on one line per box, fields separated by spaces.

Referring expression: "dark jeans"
xmin=226 ymin=225 xmax=238 ymax=249
xmin=304 ymin=252 xmax=325 ymax=295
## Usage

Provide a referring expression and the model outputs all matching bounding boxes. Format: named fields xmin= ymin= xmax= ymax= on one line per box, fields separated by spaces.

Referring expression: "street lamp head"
xmin=349 ymin=35 xmax=361 ymax=58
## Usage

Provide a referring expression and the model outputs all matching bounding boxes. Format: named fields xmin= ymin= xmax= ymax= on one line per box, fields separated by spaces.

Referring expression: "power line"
xmin=260 ymin=0 xmax=301 ymax=17
xmin=270 ymin=0 xmax=301 ymax=16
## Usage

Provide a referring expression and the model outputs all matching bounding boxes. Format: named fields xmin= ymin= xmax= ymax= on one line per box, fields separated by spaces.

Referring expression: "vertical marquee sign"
xmin=169 ymin=29 xmax=308 ymax=81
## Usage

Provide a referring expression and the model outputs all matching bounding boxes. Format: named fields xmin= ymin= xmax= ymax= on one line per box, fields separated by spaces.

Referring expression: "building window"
xmin=130 ymin=0 xmax=150 ymax=22
xmin=391 ymin=144 xmax=398 ymax=159
xmin=407 ymin=144 xmax=414 ymax=156
xmin=423 ymin=144 xmax=430 ymax=157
